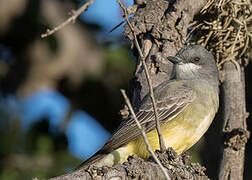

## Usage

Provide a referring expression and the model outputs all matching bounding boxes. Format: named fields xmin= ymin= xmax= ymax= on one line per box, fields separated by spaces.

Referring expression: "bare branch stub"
xmin=41 ymin=0 xmax=94 ymax=38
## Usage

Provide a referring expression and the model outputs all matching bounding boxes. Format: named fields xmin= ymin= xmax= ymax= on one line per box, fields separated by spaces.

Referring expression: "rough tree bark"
xmin=218 ymin=62 xmax=250 ymax=180
xmin=47 ymin=151 xmax=209 ymax=180
xmin=126 ymin=0 xmax=207 ymax=107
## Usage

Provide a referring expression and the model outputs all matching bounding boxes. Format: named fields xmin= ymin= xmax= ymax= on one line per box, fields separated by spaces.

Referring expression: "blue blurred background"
xmin=0 ymin=0 xmax=251 ymax=179
xmin=0 ymin=0 xmax=136 ymax=178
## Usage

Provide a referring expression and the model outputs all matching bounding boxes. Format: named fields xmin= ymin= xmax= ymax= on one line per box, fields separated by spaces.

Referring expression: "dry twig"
xmin=120 ymin=89 xmax=171 ymax=180
xmin=118 ymin=0 xmax=166 ymax=153
xmin=41 ymin=0 xmax=94 ymax=38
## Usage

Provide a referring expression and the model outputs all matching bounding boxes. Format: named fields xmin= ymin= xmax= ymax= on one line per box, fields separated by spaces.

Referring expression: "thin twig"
xmin=118 ymin=0 xmax=166 ymax=152
xmin=109 ymin=20 xmax=125 ymax=32
xmin=120 ymin=89 xmax=171 ymax=180
xmin=41 ymin=0 xmax=95 ymax=38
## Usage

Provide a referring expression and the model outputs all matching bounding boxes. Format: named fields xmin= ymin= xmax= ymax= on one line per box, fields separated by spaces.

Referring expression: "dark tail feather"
xmin=75 ymin=151 xmax=108 ymax=171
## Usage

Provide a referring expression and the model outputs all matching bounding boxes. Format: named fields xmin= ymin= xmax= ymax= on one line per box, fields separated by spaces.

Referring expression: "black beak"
xmin=167 ymin=56 xmax=183 ymax=64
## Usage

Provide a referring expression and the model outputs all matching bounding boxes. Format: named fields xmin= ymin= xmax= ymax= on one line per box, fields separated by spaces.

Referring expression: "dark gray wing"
xmin=101 ymin=80 xmax=196 ymax=152
xmin=77 ymin=80 xmax=196 ymax=169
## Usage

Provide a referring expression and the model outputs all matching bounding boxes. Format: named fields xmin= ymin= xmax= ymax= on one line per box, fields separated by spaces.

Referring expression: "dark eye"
xmin=193 ymin=57 xmax=200 ymax=63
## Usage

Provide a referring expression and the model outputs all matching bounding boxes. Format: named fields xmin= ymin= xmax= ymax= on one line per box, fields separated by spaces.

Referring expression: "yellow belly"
xmin=96 ymin=98 xmax=217 ymax=167
xmin=127 ymin=103 xmax=215 ymax=160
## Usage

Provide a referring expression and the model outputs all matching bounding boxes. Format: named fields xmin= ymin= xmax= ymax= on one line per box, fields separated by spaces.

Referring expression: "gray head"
xmin=168 ymin=45 xmax=219 ymax=87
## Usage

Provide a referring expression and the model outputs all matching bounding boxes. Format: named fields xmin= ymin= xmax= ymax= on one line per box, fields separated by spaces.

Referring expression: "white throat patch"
xmin=179 ymin=63 xmax=200 ymax=72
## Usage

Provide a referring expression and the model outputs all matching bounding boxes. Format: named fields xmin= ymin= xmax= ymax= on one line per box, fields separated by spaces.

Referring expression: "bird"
xmin=76 ymin=45 xmax=219 ymax=170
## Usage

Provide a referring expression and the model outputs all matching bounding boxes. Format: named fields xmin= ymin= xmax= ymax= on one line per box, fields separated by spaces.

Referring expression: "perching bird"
xmin=77 ymin=45 xmax=219 ymax=170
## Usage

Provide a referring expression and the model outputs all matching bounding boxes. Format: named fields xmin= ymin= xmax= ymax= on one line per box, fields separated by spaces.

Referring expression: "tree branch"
xmin=47 ymin=150 xmax=209 ymax=180
xmin=41 ymin=0 xmax=94 ymax=38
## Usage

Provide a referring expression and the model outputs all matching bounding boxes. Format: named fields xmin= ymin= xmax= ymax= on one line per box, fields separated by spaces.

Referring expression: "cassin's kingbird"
xmin=77 ymin=45 xmax=219 ymax=170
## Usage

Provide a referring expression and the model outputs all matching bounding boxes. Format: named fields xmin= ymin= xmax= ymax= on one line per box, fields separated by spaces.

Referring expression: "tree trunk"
xmin=218 ymin=61 xmax=250 ymax=180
